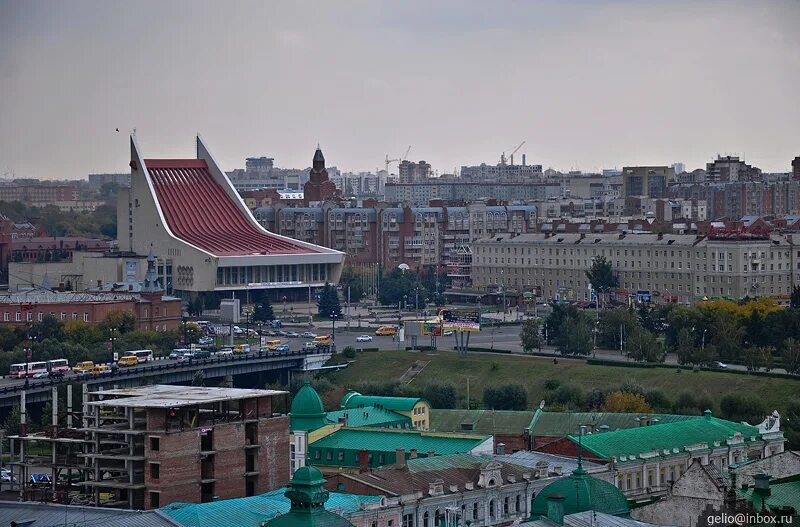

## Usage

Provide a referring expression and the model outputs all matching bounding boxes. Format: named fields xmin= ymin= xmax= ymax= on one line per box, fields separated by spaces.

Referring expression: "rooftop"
xmin=88 ymin=385 xmax=287 ymax=409
xmin=738 ymin=473 xmax=800 ymax=515
xmin=336 ymin=453 xmax=535 ymax=497
xmin=0 ymin=289 xmax=138 ymax=304
xmin=0 ymin=501 xmax=178 ymax=527
xmin=326 ymin=406 xmax=411 ymax=429
xmin=570 ymin=413 xmax=760 ymax=461
xmin=340 ymin=391 xmax=428 ymax=412
xmin=309 ymin=428 xmax=489 ymax=455
xmin=495 ymin=451 xmax=603 ymax=474
xmin=160 ymin=487 xmax=379 ymax=527
xmin=529 ymin=409 xmax=702 ymax=437
xmin=430 ymin=408 xmax=536 ymax=435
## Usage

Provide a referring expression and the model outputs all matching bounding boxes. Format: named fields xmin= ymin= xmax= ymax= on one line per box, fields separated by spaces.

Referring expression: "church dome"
xmin=290 ymin=382 xmax=328 ymax=432
xmin=530 ymin=466 xmax=630 ymax=519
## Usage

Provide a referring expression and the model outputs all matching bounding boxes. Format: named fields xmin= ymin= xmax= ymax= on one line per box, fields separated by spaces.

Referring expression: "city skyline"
xmin=1 ymin=0 xmax=799 ymax=179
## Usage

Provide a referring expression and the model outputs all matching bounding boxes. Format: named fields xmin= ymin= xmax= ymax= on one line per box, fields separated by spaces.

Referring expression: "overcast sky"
xmin=1 ymin=0 xmax=798 ymax=179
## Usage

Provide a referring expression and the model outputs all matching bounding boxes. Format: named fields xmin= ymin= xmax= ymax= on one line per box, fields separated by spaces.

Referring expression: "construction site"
xmin=4 ymin=384 xmax=291 ymax=510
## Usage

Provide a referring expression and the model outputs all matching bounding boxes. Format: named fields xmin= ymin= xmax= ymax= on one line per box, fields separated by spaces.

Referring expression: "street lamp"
xmin=330 ymin=313 xmax=338 ymax=352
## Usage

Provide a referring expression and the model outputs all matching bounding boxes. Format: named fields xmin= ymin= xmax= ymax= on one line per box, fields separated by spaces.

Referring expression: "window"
xmin=150 ymin=437 xmax=160 ymax=451
xmin=150 ymin=492 xmax=160 ymax=508
xmin=2 ymin=313 xmax=7 ymax=322
xmin=60 ymin=312 xmax=66 ymax=320
xmin=37 ymin=312 xmax=43 ymax=322
xmin=83 ymin=313 xmax=89 ymax=322
xmin=473 ymin=503 xmax=479 ymax=519
xmin=402 ymin=513 xmax=415 ymax=527
xmin=150 ymin=462 xmax=160 ymax=479
xmin=504 ymin=496 xmax=509 ymax=514
xmin=15 ymin=312 xmax=20 ymax=322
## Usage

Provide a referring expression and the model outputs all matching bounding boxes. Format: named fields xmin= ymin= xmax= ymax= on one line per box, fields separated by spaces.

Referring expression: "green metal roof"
xmin=311 ymin=428 xmax=488 ymax=453
xmin=340 ymin=391 xmax=427 ymax=412
xmin=308 ymin=428 xmax=490 ymax=469
xmin=325 ymin=406 xmax=411 ymax=429
xmin=430 ymin=409 xmax=536 ymax=435
xmin=569 ymin=413 xmax=760 ymax=461
xmin=529 ymin=409 xmax=702 ymax=437
xmin=290 ymin=382 xmax=328 ymax=433
xmin=160 ymin=488 xmax=377 ymax=527
xmin=530 ymin=467 xmax=630 ymax=519
xmin=738 ymin=474 xmax=800 ymax=515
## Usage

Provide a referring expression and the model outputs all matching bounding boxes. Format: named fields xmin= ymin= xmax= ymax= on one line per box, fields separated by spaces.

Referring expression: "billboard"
xmin=440 ymin=308 xmax=481 ymax=332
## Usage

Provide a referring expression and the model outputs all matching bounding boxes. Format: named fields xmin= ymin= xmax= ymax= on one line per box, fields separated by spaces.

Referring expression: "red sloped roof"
xmin=145 ymin=159 xmax=317 ymax=256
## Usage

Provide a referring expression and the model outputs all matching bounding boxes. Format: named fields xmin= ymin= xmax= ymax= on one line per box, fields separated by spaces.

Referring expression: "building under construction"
xmin=6 ymin=384 xmax=290 ymax=510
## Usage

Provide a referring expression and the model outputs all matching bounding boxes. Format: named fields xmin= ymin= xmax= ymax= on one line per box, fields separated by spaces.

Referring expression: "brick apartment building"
xmin=80 ymin=385 xmax=290 ymax=509
xmin=254 ymin=202 xmax=537 ymax=272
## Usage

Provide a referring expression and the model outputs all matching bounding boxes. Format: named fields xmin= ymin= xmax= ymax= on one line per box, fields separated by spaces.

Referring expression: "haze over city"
xmin=2 ymin=0 xmax=799 ymax=179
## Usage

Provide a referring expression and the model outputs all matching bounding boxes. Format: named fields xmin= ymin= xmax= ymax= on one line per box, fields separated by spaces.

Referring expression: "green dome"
xmin=530 ymin=467 xmax=630 ymax=519
xmin=290 ymin=382 xmax=328 ymax=432
xmin=291 ymin=465 xmax=326 ymax=486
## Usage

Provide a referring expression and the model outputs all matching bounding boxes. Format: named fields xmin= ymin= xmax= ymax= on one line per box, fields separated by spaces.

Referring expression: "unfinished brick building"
xmin=80 ymin=385 xmax=290 ymax=509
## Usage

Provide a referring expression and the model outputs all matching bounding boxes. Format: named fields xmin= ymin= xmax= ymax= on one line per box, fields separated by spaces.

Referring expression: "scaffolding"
xmin=445 ymin=244 xmax=472 ymax=290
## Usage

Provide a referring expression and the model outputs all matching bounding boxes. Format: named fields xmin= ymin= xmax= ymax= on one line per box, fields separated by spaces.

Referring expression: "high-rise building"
xmin=706 ymin=156 xmax=761 ymax=182
xmin=792 ymin=156 xmax=800 ymax=180
xmin=398 ymin=160 xmax=432 ymax=183
xmin=460 ymin=162 xmax=543 ymax=182
xmin=671 ymin=162 xmax=686 ymax=175
xmin=621 ymin=166 xmax=673 ymax=198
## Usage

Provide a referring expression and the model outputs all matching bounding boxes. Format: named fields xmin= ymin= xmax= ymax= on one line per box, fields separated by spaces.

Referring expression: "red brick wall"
xmin=495 ymin=433 xmax=528 ymax=453
xmin=258 ymin=416 xmax=290 ymax=493
xmin=325 ymin=473 xmax=385 ymax=496
xmin=140 ymin=412 xmax=289 ymax=509
xmin=534 ymin=436 xmax=605 ymax=463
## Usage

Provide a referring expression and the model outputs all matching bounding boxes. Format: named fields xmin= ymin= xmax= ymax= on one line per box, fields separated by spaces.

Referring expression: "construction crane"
xmin=500 ymin=141 xmax=526 ymax=166
xmin=384 ymin=145 xmax=413 ymax=174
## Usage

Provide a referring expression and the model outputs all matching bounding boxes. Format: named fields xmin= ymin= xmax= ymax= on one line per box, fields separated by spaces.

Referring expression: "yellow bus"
xmin=264 ymin=340 xmax=282 ymax=350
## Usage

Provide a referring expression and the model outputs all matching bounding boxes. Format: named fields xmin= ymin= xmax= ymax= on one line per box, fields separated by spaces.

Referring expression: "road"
xmin=330 ymin=325 xmax=790 ymax=374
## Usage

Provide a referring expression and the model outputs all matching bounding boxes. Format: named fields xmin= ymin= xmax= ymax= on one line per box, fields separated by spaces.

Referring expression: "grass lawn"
xmin=323 ymin=349 xmax=799 ymax=415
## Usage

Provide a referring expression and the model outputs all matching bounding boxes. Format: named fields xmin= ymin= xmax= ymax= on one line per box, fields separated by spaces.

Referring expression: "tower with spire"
xmin=303 ymin=146 xmax=340 ymax=205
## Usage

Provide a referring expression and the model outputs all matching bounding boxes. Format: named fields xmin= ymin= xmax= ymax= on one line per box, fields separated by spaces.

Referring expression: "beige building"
xmin=9 ymin=251 xmax=148 ymax=292
xmin=471 ymin=231 xmax=796 ymax=303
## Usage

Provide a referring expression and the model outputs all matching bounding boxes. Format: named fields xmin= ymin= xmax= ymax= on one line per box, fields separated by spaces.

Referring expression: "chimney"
xmin=522 ymin=154 xmax=527 ymax=166
xmin=546 ymin=494 xmax=566 ymax=525
xmin=496 ymin=443 xmax=506 ymax=455
xmin=395 ymin=448 xmax=406 ymax=469
xmin=338 ymin=416 xmax=347 ymax=425
xmin=410 ymin=449 xmax=418 ymax=459
xmin=358 ymin=449 xmax=369 ymax=473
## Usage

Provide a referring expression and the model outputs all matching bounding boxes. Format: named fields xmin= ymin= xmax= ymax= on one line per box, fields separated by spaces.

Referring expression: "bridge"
xmin=0 ymin=350 xmax=334 ymax=408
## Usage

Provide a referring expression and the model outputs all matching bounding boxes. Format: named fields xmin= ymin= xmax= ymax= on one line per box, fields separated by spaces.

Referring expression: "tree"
xmin=3 ymin=405 xmax=21 ymax=436
xmin=520 ymin=319 xmax=543 ymax=353
xmin=781 ymin=338 xmax=800 ymax=375
xmin=63 ymin=320 xmax=103 ymax=347
xmin=253 ymin=300 xmax=274 ymax=323
xmin=674 ymin=327 xmax=696 ymax=365
xmin=552 ymin=384 xmax=585 ymax=410
xmin=339 ymin=266 xmax=366 ymax=304
xmin=100 ymin=311 xmax=137 ymax=334
xmin=556 ymin=316 xmax=593 ymax=356
xmin=603 ymin=391 xmax=652 ymax=413
xmin=625 ymin=329 xmax=663 ymax=363
xmin=317 ymin=282 xmax=342 ymax=319
xmin=743 ymin=346 xmax=765 ymax=372
xmin=28 ymin=314 xmax=64 ymax=342
xmin=423 ymin=383 xmax=457 ymax=409
xmin=791 ymin=285 xmax=800 ymax=309
xmin=719 ymin=394 xmax=766 ymax=424
xmin=483 ymin=384 xmax=528 ymax=411
xmin=585 ymin=256 xmax=618 ymax=306
xmin=644 ymin=390 xmax=671 ymax=412
xmin=545 ymin=303 xmax=580 ymax=345
xmin=598 ymin=308 xmax=641 ymax=350
xmin=377 ymin=268 xmax=417 ymax=307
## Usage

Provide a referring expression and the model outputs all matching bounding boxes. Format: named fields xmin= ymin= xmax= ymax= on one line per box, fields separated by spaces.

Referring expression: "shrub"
xmin=543 ymin=379 xmax=561 ymax=391
xmin=603 ymin=391 xmax=652 ymax=413
xmin=644 ymin=390 xmax=671 ymax=412
xmin=342 ymin=346 xmax=356 ymax=359
xmin=483 ymin=384 xmax=528 ymax=411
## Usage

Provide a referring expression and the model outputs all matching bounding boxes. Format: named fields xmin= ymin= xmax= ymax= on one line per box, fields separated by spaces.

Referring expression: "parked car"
xmin=277 ymin=330 xmax=289 ymax=337
xmin=302 ymin=342 xmax=317 ymax=351
xmin=356 ymin=335 xmax=373 ymax=342
xmin=1 ymin=468 xmax=15 ymax=482
xmin=273 ymin=344 xmax=290 ymax=353
xmin=711 ymin=361 xmax=728 ymax=369
xmin=198 ymin=336 xmax=214 ymax=345
xmin=301 ymin=331 xmax=317 ymax=338
xmin=286 ymin=331 xmax=300 ymax=338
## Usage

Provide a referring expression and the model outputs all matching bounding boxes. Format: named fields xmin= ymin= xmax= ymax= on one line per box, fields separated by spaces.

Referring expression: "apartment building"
xmin=0 ymin=183 xmax=80 ymax=203
xmin=254 ymin=202 xmax=537 ymax=271
xmin=80 ymin=385 xmax=290 ymax=509
xmin=398 ymin=160 xmax=432 ymax=183
xmin=706 ymin=156 xmax=762 ymax=183
xmin=471 ymin=231 xmax=797 ymax=303
xmin=385 ymin=181 xmax=561 ymax=205
xmin=622 ymin=166 xmax=674 ymax=198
